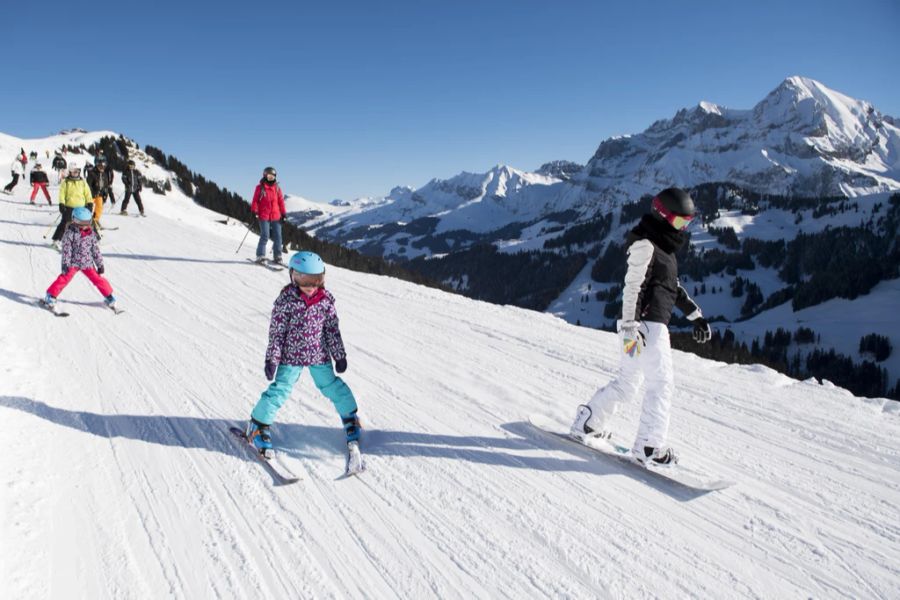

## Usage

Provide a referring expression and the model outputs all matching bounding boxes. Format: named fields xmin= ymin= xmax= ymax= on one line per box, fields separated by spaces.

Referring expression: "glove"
xmin=335 ymin=358 xmax=348 ymax=373
xmin=97 ymin=265 xmax=105 ymax=275
xmin=692 ymin=317 xmax=712 ymax=344
xmin=264 ymin=360 xmax=277 ymax=381
xmin=58 ymin=204 xmax=65 ymax=214
xmin=61 ymin=264 xmax=70 ymax=274
xmin=280 ymin=215 xmax=286 ymax=223
xmin=619 ymin=320 xmax=645 ymax=358
xmin=86 ymin=202 xmax=93 ymax=211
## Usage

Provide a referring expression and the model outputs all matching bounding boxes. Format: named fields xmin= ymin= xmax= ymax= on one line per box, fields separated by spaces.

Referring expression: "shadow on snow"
xmin=0 ymin=396 xmax=707 ymax=500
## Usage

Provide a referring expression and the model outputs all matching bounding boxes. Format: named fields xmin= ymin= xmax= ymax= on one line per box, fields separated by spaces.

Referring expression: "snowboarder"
xmin=245 ymin=251 xmax=361 ymax=467
xmin=86 ymin=160 xmax=110 ymax=227
xmin=29 ymin=163 xmax=52 ymax=205
xmin=3 ymin=157 xmax=25 ymax=193
xmin=51 ymin=152 xmax=67 ymax=184
xmin=570 ymin=187 xmax=712 ymax=465
xmin=120 ymin=159 xmax=144 ymax=216
xmin=250 ymin=166 xmax=287 ymax=265
xmin=52 ymin=164 xmax=93 ymax=245
xmin=42 ymin=206 xmax=116 ymax=310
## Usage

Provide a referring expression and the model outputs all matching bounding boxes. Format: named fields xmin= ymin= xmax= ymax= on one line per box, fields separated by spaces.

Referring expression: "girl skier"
xmin=42 ymin=206 xmax=117 ymax=310
xmin=250 ymin=166 xmax=287 ymax=265
xmin=245 ymin=251 xmax=362 ymax=471
xmin=570 ymin=187 xmax=712 ymax=465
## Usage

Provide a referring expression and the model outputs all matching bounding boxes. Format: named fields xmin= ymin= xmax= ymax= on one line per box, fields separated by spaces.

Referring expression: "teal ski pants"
xmin=251 ymin=363 xmax=358 ymax=425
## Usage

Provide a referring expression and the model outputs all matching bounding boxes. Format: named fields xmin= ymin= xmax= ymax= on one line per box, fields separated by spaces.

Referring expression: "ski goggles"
xmin=652 ymin=196 xmax=694 ymax=230
xmin=291 ymin=271 xmax=324 ymax=288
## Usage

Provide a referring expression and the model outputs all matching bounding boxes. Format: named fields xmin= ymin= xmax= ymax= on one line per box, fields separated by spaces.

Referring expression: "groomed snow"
xmin=1 ymin=174 xmax=899 ymax=598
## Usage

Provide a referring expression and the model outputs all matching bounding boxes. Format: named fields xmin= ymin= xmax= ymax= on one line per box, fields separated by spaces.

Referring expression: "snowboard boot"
xmin=341 ymin=410 xmax=361 ymax=443
xmin=245 ymin=418 xmax=274 ymax=459
xmin=634 ymin=445 xmax=678 ymax=466
xmin=570 ymin=404 xmax=611 ymax=442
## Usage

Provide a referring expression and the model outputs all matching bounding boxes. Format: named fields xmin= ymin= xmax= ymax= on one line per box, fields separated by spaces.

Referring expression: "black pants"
xmin=107 ymin=188 xmax=116 ymax=204
xmin=3 ymin=173 xmax=19 ymax=192
xmin=52 ymin=206 xmax=74 ymax=241
xmin=122 ymin=190 xmax=144 ymax=213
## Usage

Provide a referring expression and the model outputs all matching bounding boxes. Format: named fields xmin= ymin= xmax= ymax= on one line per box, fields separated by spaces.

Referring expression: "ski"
xmin=246 ymin=258 xmax=284 ymax=272
xmin=107 ymin=305 xmax=125 ymax=315
xmin=228 ymin=426 xmax=300 ymax=486
xmin=528 ymin=414 xmax=734 ymax=491
xmin=97 ymin=226 xmax=119 ymax=231
xmin=37 ymin=299 xmax=69 ymax=317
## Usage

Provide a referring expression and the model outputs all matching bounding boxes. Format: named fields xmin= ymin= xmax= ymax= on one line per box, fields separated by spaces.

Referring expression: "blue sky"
xmin=5 ymin=0 xmax=898 ymax=201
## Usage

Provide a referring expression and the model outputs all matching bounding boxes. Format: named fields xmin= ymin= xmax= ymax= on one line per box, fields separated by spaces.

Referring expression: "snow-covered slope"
xmin=1 ymin=155 xmax=899 ymax=598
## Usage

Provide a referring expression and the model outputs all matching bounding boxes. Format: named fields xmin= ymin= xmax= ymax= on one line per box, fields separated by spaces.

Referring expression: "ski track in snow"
xmin=1 ymin=187 xmax=899 ymax=599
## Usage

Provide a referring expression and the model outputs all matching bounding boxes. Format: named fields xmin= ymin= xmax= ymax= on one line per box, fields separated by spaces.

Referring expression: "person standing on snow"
xmin=120 ymin=159 xmax=144 ymax=216
xmin=52 ymin=164 xmax=93 ymax=246
xmin=52 ymin=152 xmax=67 ymax=184
xmin=29 ymin=163 xmax=52 ymax=205
xmin=96 ymin=154 xmax=117 ymax=206
xmin=570 ymin=187 xmax=712 ymax=465
xmin=42 ymin=206 xmax=116 ymax=311
xmin=244 ymin=251 xmax=362 ymax=470
xmin=86 ymin=160 xmax=110 ymax=228
xmin=3 ymin=156 xmax=25 ymax=193
xmin=250 ymin=166 xmax=287 ymax=265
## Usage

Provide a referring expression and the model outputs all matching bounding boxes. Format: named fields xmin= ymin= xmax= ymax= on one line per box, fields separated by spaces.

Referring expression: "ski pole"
xmin=235 ymin=219 xmax=254 ymax=254
xmin=42 ymin=214 xmax=61 ymax=238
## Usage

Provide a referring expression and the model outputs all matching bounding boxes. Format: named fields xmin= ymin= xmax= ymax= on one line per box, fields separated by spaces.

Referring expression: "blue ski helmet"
xmin=72 ymin=207 xmax=93 ymax=223
xmin=289 ymin=251 xmax=325 ymax=275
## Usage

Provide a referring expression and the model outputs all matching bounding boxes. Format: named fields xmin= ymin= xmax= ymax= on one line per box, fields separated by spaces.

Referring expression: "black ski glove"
xmin=280 ymin=215 xmax=286 ymax=223
xmin=335 ymin=358 xmax=347 ymax=373
xmin=58 ymin=204 xmax=65 ymax=214
xmin=692 ymin=317 xmax=712 ymax=344
xmin=61 ymin=264 xmax=70 ymax=274
xmin=97 ymin=265 xmax=105 ymax=275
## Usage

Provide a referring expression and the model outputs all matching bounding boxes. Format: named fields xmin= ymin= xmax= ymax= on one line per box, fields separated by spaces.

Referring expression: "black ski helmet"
xmin=651 ymin=187 xmax=695 ymax=229
xmin=263 ymin=166 xmax=277 ymax=177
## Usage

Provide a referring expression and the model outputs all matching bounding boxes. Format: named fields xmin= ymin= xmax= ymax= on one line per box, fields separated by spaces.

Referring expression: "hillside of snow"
xmin=1 ymin=150 xmax=899 ymax=598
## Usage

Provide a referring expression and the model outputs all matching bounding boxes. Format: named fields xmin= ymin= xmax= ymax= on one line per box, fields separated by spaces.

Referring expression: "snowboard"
xmin=228 ymin=426 xmax=300 ymax=486
xmin=528 ymin=414 xmax=735 ymax=491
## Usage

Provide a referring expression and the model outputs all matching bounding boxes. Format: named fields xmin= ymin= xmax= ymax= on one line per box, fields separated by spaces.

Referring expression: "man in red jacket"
xmin=250 ymin=166 xmax=287 ymax=264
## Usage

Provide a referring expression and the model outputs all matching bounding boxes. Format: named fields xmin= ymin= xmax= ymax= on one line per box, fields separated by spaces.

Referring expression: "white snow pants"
xmin=586 ymin=321 xmax=674 ymax=450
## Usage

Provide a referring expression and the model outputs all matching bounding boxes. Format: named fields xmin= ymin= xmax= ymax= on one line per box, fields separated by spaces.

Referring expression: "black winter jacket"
xmin=86 ymin=167 xmax=109 ymax=198
xmin=122 ymin=168 xmax=143 ymax=192
xmin=621 ymin=215 xmax=700 ymax=325
xmin=30 ymin=170 xmax=49 ymax=184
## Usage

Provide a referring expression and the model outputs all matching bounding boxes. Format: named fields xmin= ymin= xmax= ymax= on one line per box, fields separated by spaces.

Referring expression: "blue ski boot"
xmin=245 ymin=418 xmax=274 ymax=459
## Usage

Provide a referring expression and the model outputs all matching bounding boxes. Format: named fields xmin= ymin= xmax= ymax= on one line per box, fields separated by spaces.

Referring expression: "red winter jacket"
xmin=251 ymin=181 xmax=286 ymax=221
